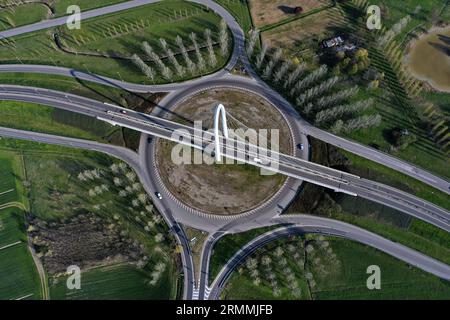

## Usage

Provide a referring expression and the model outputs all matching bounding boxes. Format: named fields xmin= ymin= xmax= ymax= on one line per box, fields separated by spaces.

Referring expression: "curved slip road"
xmin=206 ymin=215 xmax=450 ymax=300
xmin=0 ymin=126 xmax=195 ymax=300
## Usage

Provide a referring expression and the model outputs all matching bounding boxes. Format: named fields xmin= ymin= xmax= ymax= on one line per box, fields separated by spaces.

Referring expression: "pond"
xmin=406 ymin=27 xmax=450 ymax=92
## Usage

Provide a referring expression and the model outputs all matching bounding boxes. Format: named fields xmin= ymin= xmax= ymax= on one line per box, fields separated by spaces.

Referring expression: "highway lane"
xmin=0 ymin=84 xmax=449 ymax=232
xmin=206 ymin=215 xmax=450 ymax=300
xmin=0 ymin=0 xmax=160 ymax=39
xmin=0 ymin=0 xmax=448 ymax=195
xmin=0 ymin=126 xmax=195 ymax=300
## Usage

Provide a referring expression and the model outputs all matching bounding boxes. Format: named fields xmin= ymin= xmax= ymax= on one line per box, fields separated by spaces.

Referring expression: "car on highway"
xmin=155 ymin=192 xmax=163 ymax=200
xmin=120 ymin=110 xmax=127 ymax=114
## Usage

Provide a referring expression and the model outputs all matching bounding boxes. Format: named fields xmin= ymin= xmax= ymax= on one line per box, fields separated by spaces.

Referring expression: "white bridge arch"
xmin=213 ymin=103 xmax=229 ymax=162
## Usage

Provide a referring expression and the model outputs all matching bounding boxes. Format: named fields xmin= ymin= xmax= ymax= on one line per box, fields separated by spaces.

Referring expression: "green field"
xmin=0 ymin=151 xmax=24 ymax=206
xmin=0 ymin=0 xmax=229 ymax=85
xmin=53 ymin=0 xmax=127 ymax=17
xmin=0 ymin=208 xmax=42 ymax=300
xmin=0 ymin=3 xmax=49 ymax=31
xmin=49 ymin=263 xmax=174 ymax=300
xmin=0 ymin=101 xmax=121 ymax=144
xmin=216 ymin=0 xmax=253 ymax=32
xmin=223 ymin=236 xmax=450 ymax=300
xmin=312 ymin=237 xmax=450 ymax=299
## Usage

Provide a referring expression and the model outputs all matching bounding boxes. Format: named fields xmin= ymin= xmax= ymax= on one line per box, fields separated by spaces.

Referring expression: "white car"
xmin=155 ymin=192 xmax=162 ymax=200
xmin=253 ymin=157 xmax=262 ymax=164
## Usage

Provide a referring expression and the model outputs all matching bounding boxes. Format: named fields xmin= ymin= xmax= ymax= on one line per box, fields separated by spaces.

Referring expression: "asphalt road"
xmin=1 ymin=84 xmax=448 ymax=233
xmin=0 ymin=0 xmax=447 ymax=195
xmin=206 ymin=215 xmax=450 ymax=299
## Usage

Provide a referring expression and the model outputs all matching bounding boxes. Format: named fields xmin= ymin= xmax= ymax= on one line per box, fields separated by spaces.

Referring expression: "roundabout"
xmin=154 ymin=88 xmax=294 ymax=215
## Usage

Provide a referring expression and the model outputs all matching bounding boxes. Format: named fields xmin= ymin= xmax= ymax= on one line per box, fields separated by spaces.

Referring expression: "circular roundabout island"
xmin=154 ymin=88 xmax=295 ymax=216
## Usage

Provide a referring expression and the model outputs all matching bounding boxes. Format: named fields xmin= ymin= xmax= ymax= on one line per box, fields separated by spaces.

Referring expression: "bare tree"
xmin=285 ymin=62 xmax=307 ymax=89
xmin=204 ymin=28 xmax=217 ymax=67
xmin=160 ymin=38 xmax=185 ymax=77
xmin=142 ymin=41 xmax=172 ymax=81
xmin=219 ymin=19 xmax=229 ymax=56
xmin=189 ymin=32 xmax=206 ymax=72
xmin=246 ymin=28 xmax=260 ymax=57
xmin=175 ymin=35 xmax=196 ymax=74
xmin=131 ymin=53 xmax=155 ymax=82
xmin=256 ymin=42 xmax=268 ymax=69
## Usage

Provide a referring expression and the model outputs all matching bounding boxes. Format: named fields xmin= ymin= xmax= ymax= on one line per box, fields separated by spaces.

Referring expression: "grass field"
xmin=0 ymin=1 xmax=229 ymax=85
xmin=216 ymin=0 xmax=253 ymax=32
xmin=0 ymin=151 xmax=24 ymax=206
xmin=53 ymin=0 xmax=127 ymax=17
xmin=222 ymin=236 xmax=450 ymax=299
xmin=0 ymin=3 xmax=49 ymax=31
xmin=0 ymin=208 xmax=42 ymax=300
xmin=0 ymin=101 xmax=121 ymax=143
xmin=311 ymin=237 xmax=450 ymax=299
xmin=49 ymin=263 xmax=174 ymax=300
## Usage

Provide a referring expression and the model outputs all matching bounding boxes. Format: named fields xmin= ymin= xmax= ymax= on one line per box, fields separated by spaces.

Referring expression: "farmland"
xmin=49 ymin=263 xmax=175 ymax=300
xmin=0 ymin=208 xmax=42 ymax=300
xmin=222 ymin=236 xmax=450 ymax=300
xmin=0 ymin=151 xmax=25 ymax=206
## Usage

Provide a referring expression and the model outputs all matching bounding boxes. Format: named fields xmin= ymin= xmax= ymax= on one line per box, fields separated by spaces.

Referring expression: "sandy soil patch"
xmin=250 ymin=0 xmax=332 ymax=28
xmin=262 ymin=6 xmax=343 ymax=49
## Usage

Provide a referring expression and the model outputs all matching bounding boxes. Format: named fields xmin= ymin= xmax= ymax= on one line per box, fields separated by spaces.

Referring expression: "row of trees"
xmin=241 ymin=239 xmax=305 ymax=298
xmin=77 ymin=161 xmax=170 ymax=263
xmin=246 ymin=32 xmax=381 ymax=135
xmin=132 ymin=19 xmax=229 ymax=82
xmin=239 ymin=236 xmax=343 ymax=297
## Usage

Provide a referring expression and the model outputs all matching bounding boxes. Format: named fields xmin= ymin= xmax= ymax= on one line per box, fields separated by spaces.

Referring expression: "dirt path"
xmin=28 ymin=244 xmax=49 ymax=300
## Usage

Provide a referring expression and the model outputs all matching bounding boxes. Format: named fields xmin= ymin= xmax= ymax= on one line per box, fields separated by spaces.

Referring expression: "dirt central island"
xmin=154 ymin=88 xmax=294 ymax=215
